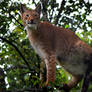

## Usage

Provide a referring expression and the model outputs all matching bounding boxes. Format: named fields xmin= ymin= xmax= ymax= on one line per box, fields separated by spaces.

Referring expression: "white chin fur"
xmin=24 ymin=24 xmax=37 ymax=30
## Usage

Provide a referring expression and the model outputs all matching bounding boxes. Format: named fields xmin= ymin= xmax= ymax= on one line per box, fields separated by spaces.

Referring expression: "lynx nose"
xmin=30 ymin=19 xmax=34 ymax=24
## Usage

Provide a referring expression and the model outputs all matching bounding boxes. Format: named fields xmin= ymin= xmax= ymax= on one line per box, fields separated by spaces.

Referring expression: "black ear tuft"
xmin=35 ymin=4 xmax=41 ymax=14
xmin=20 ymin=4 xmax=27 ymax=13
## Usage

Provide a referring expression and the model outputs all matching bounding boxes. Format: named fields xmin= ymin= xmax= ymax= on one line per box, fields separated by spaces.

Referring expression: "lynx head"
xmin=20 ymin=4 xmax=41 ymax=30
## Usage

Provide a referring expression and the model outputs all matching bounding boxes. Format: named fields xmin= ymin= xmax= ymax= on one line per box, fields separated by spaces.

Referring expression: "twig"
xmin=9 ymin=13 xmax=23 ymax=27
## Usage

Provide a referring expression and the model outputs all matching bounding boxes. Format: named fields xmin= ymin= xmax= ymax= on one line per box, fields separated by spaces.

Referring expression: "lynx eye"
xmin=26 ymin=14 xmax=29 ymax=17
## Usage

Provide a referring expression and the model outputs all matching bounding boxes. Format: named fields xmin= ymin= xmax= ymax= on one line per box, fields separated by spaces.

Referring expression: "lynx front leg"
xmin=45 ymin=55 xmax=56 ymax=86
xmin=63 ymin=76 xmax=82 ymax=92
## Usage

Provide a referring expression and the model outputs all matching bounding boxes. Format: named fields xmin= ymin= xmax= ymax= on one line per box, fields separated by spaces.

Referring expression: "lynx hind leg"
xmin=63 ymin=75 xmax=82 ymax=92
xmin=40 ymin=60 xmax=46 ymax=83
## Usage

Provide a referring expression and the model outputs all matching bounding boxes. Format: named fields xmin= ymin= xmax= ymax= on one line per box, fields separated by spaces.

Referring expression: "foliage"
xmin=0 ymin=0 xmax=92 ymax=92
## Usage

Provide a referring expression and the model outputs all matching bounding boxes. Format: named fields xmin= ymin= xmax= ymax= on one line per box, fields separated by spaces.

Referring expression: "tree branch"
xmin=2 ymin=7 xmax=23 ymax=28
xmin=81 ymin=59 xmax=92 ymax=92
xmin=81 ymin=72 xmax=90 ymax=92
xmin=0 ymin=36 xmax=31 ymax=71
xmin=32 ymin=0 xmax=37 ymax=6
xmin=49 ymin=1 xmax=55 ymax=22
xmin=54 ymin=0 xmax=66 ymax=25
xmin=40 ymin=0 xmax=49 ymax=21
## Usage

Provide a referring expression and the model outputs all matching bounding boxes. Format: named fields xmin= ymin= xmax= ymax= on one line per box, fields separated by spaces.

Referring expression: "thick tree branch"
xmin=0 ymin=36 xmax=31 ymax=71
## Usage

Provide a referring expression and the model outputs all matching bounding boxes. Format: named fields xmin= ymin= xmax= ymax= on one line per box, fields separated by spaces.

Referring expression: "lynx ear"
xmin=35 ymin=4 xmax=41 ymax=14
xmin=20 ymin=4 xmax=27 ymax=14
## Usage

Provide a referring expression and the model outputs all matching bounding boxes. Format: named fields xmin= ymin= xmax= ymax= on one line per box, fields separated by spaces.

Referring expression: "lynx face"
xmin=20 ymin=4 xmax=41 ymax=30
